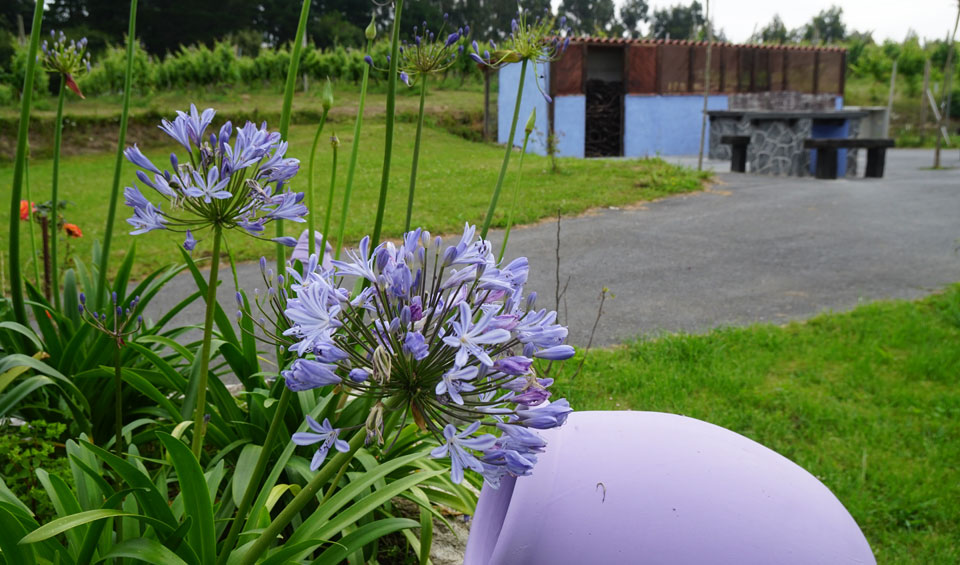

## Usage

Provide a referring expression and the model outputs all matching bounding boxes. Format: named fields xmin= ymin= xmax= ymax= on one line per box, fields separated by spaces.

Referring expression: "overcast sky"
xmin=581 ymin=0 xmax=960 ymax=43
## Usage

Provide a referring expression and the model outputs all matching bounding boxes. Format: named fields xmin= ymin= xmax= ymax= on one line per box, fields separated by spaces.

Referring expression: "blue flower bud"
xmin=78 ymin=304 xmax=84 ymax=313
xmin=79 ymin=292 xmax=86 ymax=304
xmin=364 ymin=55 xmax=373 ymax=66
xmin=112 ymin=291 xmax=117 ymax=304
xmin=272 ymin=236 xmax=298 ymax=248
xmin=235 ymin=292 xmax=243 ymax=305
xmin=259 ymin=256 xmax=267 ymax=272
xmin=445 ymin=32 xmax=459 ymax=47
xmin=400 ymin=71 xmax=411 ymax=86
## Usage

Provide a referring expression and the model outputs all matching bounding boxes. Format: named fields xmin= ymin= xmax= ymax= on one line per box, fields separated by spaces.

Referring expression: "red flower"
xmin=64 ymin=223 xmax=83 ymax=238
xmin=19 ymin=200 xmax=34 ymax=221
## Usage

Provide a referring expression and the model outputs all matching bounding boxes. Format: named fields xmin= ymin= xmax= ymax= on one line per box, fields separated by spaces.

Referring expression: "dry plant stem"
xmin=306 ymin=109 xmax=330 ymax=256
xmin=572 ymin=288 xmax=608 ymax=379
xmin=216 ymin=386 xmax=293 ymax=565
xmin=555 ymin=210 xmax=561 ymax=313
xmin=191 ymin=226 xmax=223 ymax=457
xmin=96 ymin=0 xmax=138 ymax=310
xmin=51 ymin=82 xmax=66 ymax=309
xmin=481 ymin=58 xmax=528 ymax=240
xmin=8 ymin=0 xmax=44 ymax=329
xmin=405 ymin=74 xmax=428 ymax=232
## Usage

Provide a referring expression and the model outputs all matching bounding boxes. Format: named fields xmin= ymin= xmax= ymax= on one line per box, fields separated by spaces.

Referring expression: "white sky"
xmin=561 ymin=0 xmax=960 ymax=44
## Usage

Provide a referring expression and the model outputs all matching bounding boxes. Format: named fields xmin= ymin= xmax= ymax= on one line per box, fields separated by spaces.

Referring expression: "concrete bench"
xmin=803 ymin=138 xmax=895 ymax=179
xmin=720 ymin=135 xmax=750 ymax=173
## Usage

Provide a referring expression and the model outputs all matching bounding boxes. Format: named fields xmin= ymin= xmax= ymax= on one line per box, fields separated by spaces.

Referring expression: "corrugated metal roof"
xmin=563 ymin=36 xmax=845 ymax=53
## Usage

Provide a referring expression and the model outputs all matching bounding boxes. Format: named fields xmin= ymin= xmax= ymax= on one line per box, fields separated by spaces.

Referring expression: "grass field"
xmin=1 ymin=116 xmax=707 ymax=281
xmin=554 ymin=286 xmax=960 ymax=563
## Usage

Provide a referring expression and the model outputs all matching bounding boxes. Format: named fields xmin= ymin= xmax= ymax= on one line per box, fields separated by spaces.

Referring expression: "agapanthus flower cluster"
xmin=257 ymin=223 xmax=574 ymax=486
xmin=78 ymin=291 xmax=143 ymax=347
xmin=395 ymin=14 xmax=469 ymax=86
xmin=41 ymin=30 xmax=91 ymax=98
xmin=122 ymin=105 xmax=306 ymax=249
xmin=469 ymin=9 xmax=571 ymax=101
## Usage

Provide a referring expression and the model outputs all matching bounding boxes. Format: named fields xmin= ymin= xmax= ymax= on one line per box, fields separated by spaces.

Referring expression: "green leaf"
xmin=63 ymin=268 xmax=81 ymax=330
xmin=177 ymin=247 xmax=239 ymax=345
xmin=95 ymin=538 xmax=190 ymax=565
xmin=125 ymin=342 xmax=187 ymax=394
xmin=0 ymin=321 xmax=42 ymax=352
xmin=36 ymin=469 xmax=85 ymax=555
xmin=18 ymin=509 xmax=167 ymax=545
xmin=232 ymin=444 xmax=263 ymax=507
xmin=113 ymin=367 xmax=182 ymax=421
xmin=156 ymin=433 xmax=217 ymax=565
xmin=0 ymin=504 xmax=37 ymax=565
xmin=0 ymin=477 xmax=33 ymax=517
xmin=311 ymin=518 xmax=420 ymax=565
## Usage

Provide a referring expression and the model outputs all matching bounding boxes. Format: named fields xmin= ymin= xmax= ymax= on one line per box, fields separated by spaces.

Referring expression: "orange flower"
xmin=64 ymin=223 xmax=83 ymax=238
xmin=19 ymin=200 xmax=34 ymax=221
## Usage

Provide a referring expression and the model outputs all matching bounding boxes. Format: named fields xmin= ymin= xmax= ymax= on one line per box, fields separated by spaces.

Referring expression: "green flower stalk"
xmin=499 ymin=107 xmax=536 ymax=262
xmin=42 ymin=30 xmax=91 ymax=309
xmin=275 ymin=0 xmax=312 ymax=269
xmin=23 ymin=164 xmax=42 ymax=289
xmin=319 ymin=134 xmax=339 ymax=267
xmin=8 ymin=0 xmax=45 ymax=330
xmin=306 ymin=79 xmax=334 ymax=257
xmin=78 ymin=290 xmax=143 ymax=455
xmin=471 ymin=9 xmax=571 ymax=239
xmin=334 ymin=15 xmax=377 ymax=260
xmin=96 ymin=0 xmax=138 ymax=310
xmin=395 ymin=15 xmax=470 ymax=231
xmin=369 ymin=0 xmax=405 ymax=250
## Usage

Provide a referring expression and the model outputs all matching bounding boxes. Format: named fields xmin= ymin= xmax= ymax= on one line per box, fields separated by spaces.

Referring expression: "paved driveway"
xmin=146 ymin=149 xmax=960 ymax=348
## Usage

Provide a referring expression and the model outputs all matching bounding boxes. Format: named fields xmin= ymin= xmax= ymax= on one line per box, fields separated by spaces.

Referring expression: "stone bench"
xmin=720 ymin=135 xmax=750 ymax=173
xmin=803 ymin=138 xmax=895 ymax=179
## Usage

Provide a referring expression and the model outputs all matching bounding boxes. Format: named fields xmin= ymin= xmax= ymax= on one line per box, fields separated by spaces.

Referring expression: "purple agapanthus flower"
xmin=251 ymin=223 xmax=575 ymax=488
xmin=123 ymin=105 xmax=306 ymax=242
xmin=430 ymin=422 xmax=497 ymax=484
xmin=292 ymin=416 xmax=350 ymax=470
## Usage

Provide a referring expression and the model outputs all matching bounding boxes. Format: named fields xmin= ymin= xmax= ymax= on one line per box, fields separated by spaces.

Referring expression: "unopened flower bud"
xmin=330 ymin=134 xmax=340 ymax=148
xmin=525 ymin=107 xmax=537 ymax=135
xmin=373 ymin=345 xmax=392 ymax=384
xmin=321 ymin=78 xmax=334 ymax=111
xmin=365 ymin=15 xmax=377 ymax=41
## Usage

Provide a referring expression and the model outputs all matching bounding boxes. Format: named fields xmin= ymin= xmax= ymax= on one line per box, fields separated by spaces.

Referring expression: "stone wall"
xmin=728 ymin=92 xmax=839 ymax=111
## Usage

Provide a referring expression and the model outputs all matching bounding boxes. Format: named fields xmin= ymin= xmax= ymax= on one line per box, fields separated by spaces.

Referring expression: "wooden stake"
xmin=697 ymin=0 xmax=712 ymax=171
xmin=935 ymin=5 xmax=960 ymax=168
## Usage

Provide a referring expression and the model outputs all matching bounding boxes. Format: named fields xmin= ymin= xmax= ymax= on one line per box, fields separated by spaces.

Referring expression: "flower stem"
xmin=405 ymin=73 xmax=428 ymax=233
xmin=24 ymin=153 xmax=41 ymax=290
xmin=51 ymin=81 xmax=66 ymax=310
xmin=235 ymin=394 xmax=401 ymax=565
xmin=216 ymin=385 xmax=292 ymax=565
xmin=96 ymin=0 xmax=138 ymax=309
xmin=306 ymin=108 xmax=330 ymax=257
xmin=481 ymin=58 xmax=527 ymax=240
xmin=369 ymin=0 xmax=404 ymax=250
xmin=319 ymin=140 xmax=338 ymax=268
xmin=275 ymin=0 xmax=312 ymax=269
xmin=8 ymin=0 xmax=45 ymax=329
xmin=114 ymin=344 xmax=123 ymax=455
xmin=334 ymin=50 xmax=371 ymax=260
xmin=191 ymin=225 xmax=223 ymax=458
xmin=498 ymin=127 xmax=533 ymax=263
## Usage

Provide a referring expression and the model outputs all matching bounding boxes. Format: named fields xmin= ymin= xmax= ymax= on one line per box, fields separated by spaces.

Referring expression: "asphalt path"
xmin=144 ymin=149 xmax=960 ymax=350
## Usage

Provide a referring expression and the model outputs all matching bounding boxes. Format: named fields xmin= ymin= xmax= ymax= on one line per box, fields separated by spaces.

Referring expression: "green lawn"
xmin=556 ymin=286 xmax=960 ymax=563
xmin=1 ymin=119 xmax=707 ymax=281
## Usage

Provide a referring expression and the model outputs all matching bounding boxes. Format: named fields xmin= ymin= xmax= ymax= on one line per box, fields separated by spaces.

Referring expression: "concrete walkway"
xmin=145 ymin=149 xmax=960 ymax=348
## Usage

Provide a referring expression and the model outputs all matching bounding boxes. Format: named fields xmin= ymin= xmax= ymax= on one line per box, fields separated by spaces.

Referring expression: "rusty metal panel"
xmin=753 ymin=48 xmax=770 ymax=90
xmin=786 ymin=50 xmax=815 ymax=93
xmin=817 ymin=51 xmax=843 ymax=94
xmin=768 ymin=50 xmax=785 ymax=91
xmin=690 ymin=44 xmax=723 ymax=93
xmin=659 ymin=43 xmax=690 ymax=93
xmin=625 ymin=44 xmax=657 ymax=94
xmin=721 ymin=46 xmax=738 ymax=92
xmin=551 ymin=43 xmax=584 ymax=96
xmin=738 ymin=48 xmax=754 ymax=91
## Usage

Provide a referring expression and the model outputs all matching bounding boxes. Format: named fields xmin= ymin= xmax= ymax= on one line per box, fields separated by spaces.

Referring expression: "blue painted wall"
xmin=554 ymin=95 xmax=585 ymax=158
xmin=809 ymin=119 xmax=851 ymax=176
xmin=498 ymin=62 xmax=550 ymax=155
xmin=835 ymin=96 xmax=844 ymax=109
xmin=623 ymin=95 xmax=728 ymax=157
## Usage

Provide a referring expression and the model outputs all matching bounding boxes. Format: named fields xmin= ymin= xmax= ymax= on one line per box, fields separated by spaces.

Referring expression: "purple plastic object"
xmin=465 ymin=411 xmax=875 ymax=565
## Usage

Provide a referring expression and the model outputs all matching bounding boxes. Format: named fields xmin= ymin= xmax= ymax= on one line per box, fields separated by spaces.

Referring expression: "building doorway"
xmin=585 ymin=46 xmax=624 ymax=157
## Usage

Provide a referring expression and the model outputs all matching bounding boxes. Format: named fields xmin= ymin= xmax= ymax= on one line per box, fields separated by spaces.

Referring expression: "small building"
xmin=498 ymin=37 xmax=847 ymax=159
